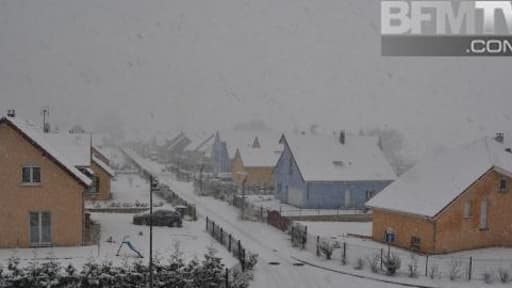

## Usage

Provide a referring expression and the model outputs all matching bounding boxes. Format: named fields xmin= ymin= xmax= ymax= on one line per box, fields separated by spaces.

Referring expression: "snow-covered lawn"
xmin=296 ymin=221 xmax=372 ymax=238
xmin=0 ymin=173 xmax=236 ymax=269
xmin=246 ymin=195 xmax=364 ymax=216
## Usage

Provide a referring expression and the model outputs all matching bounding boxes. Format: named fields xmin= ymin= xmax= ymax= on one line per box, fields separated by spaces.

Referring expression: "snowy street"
xmin=157 ymin=174 xmax=402 ymax=288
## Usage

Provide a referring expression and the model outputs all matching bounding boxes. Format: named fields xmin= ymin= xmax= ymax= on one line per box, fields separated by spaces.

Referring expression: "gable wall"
xmin=0 ymin=123 xmax=84 ymax=248
xmin=435 ymin=170 xmax=512 ymax=253
xmin=86 ymin=161 xmax=112 ymax=201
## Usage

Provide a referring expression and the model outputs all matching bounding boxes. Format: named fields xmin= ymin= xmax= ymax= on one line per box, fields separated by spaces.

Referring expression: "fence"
xmin=296 ymin=231 xmax=512 ymax=282
xmin=205 ymin=217 xmax=256 ymax=272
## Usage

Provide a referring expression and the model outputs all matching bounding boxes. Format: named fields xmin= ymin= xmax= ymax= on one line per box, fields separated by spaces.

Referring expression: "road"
xmin=159 ymin=174 xmax=399 ymax=288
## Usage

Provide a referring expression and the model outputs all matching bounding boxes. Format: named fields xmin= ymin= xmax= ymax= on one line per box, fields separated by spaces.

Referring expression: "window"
xmin=288 ymin=157 xmax=293 ymax=175
xmin=480 ymin=199 xmax=488 ymax=230
xmin=22 ymin=166 xmax=41 ymax=184
xmin=464 ymin=201 xmax=472 ymax=219
xmin=29 ymin=212 xmax=51 ymax=246
xmin=91 ymin=176 xmax=100 ymax=194
xmin=365 ymin=190 xmax=376 ymax=201
xmin=410 ymin=236 xmax=421 ymax=249
xmin=500 ymin=177 xmax=508 ymax=193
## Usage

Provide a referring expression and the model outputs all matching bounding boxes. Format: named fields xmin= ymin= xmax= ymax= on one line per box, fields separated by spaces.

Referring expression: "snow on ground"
xmin=246 ymin=195 xmax=364 ymax=216
xmin=157 ymin=168 xmax=512 ymax=288
xmin=157 ymin=176 xmax=405 ymax=288
xmin=0 ymin=173 xmax=236 ymax=269
xmin=297 ymin=221 xmax=372 ymax=238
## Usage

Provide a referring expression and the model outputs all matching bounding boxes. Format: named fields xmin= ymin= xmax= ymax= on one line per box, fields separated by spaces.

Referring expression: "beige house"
xmin=367 ymin=137 xmax=512 ymax=254
xmin=0 ymin=116 xmax=91 ymax=248
xmin=45 ymin=133 xmax=115 ymax=201
xmin=89 ymin=148 xmax=115 ymax=201
xmin=231 ymin=136 xmax=282 ymax=191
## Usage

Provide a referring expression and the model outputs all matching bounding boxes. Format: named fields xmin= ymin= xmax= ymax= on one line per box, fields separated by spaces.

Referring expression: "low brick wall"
xmin=286 ymin=213 xmax=371 ymax=222
xmin=86 ymin=208 xmax=150 ymax=214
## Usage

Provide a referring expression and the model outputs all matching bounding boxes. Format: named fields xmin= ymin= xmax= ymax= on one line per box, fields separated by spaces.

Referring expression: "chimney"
xmin=6 ymin=109 xmax=15 ymax=118
xmin=496 ymin=132 xmax=504 ymax=143
xmin=339 ymin=131 xmax=345 ymax=145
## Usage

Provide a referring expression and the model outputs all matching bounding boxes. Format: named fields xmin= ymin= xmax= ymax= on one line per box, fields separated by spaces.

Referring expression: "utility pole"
xmin=149 ymin=175 xmax=158 ymax=288
xmin=241 ymin=176 xmax=247 ymax=220
xmin=199 ymin=163 xmax=204 ymax=193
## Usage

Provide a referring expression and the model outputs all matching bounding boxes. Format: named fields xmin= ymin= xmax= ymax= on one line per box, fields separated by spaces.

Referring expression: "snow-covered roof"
xmin=218 ymin=131 xmax=282 ymax=158
xmin=367 ymin=137 xmax=512 ymax=218
xmin=44 ymin=133 xmax=91 ymax=167
xmin=92 ymin=155 xmax=115 ymax=176
xmin=282 ymin=133 xmax=396 ymax=182
xmin=1 ymin=116 xmax=92 ymax=187
xmin=187 ymin=133 xmax=215 ymax=152
xmin=237 ymin=143 xmax=283 ymax=167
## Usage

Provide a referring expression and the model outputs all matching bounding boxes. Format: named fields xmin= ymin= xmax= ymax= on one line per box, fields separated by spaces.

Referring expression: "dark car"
xmin=133 ymin=209 xmax=182 ymax=227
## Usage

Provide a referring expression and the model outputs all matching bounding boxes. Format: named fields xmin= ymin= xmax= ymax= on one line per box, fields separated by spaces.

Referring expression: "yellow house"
xmin=45 ymin=133 xmax=114 ymax=201
xmin=0 ymin=115 xmax=91 ymax=248
xmin=88 ymin=147 xmax=115 ymax=201
xmin=232 ymin=137 xmax=282 ymax=191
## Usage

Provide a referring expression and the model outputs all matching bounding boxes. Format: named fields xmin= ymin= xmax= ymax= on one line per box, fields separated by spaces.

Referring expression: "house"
xmin=211 ymin=132 xmax=231 ymax=175
xmin=0 ymin=115 xmax=91 ymax=248
xmin=231 ymin=136 xmax=282 ymax=191
xmin=182 ymin=133 xmax=215 ymax=171
xmin=211 ymin=131 xmax=281 ymax=177
xmin=45 ymin=133 xmax=115 ymax=201
xmin=366 ymin=136 xmax=512 ymax=254
xmin=274 ymin=132 xmax=396 ymax=209
xmin=90 ymin=147 xmax=115 ymax=200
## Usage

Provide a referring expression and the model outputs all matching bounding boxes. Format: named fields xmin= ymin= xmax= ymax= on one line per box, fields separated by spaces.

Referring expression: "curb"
xmin=291 ymin=256 xmax=440 ymax=288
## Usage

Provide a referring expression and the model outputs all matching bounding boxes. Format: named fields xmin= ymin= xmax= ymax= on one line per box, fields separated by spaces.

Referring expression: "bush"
xmin=0 ymin=245 xmax=250 ymax=288
xmin=383 ymin=253 xmax=401 ymax=276
xmin=499 ymin=268 xmax=510 ymax=283
xmin=482 ymin=272 xmax=493 ymax=284
xmin=319 ymin=241 xmax=334 ymax=260
xmin=367 ymin=253 xmax=380 ymax=273
xmin=429 ymin=264 xmax=439 ymax=279
xmin=448 ymin=259 xmax=463 ymax=281
xmin=407 ymin=254 xmax=418 ymax=278
xmin=354 ymin=257 xmax=364 ymax=270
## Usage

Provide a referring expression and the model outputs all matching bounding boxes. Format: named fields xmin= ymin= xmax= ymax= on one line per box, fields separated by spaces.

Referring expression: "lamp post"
xmin=149 ymin=175 xmax=159 ymax=288
xmin=199 ymin=162 xmax=205 ymax=194
xmin=237 ymin=171 xmax=248 ymax=220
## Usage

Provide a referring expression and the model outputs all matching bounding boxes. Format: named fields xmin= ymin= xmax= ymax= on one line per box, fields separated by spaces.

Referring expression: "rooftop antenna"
xmin=41 ymin=106 xmax=50 ymax=133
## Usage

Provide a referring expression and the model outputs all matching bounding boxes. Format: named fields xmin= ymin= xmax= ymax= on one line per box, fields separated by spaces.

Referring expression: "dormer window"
xmin=500 ymin=177 xmax=508 ymax=193
xmin=22 ymin=166 xmax=41 ymax=185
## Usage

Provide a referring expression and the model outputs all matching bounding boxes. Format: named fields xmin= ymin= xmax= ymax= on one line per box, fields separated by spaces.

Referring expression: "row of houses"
xmin=208 ymin=130 xmax=396 ymax=209
xmin=204 ymin=129 xmax=512 ymax=255
xmin=0 ymin=113 xmax=115 ymax=248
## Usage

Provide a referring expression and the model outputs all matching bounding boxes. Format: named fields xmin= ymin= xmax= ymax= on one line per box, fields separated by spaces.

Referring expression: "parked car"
xmin=133 ymin=209 xmax=182 ymax=227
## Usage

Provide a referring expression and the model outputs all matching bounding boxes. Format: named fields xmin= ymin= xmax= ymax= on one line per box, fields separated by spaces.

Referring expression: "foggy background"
xmin=1 ymin=0 xmax=511 ymax=160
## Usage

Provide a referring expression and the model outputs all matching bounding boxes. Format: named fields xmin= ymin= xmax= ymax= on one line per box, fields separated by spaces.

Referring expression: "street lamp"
xmin=149 ymin=175 xmax=159 ymax=288
xmin=199 ymin=161 xmax=205 ymax=194
xmin=236 ymin=171 xmax=248 ymax=220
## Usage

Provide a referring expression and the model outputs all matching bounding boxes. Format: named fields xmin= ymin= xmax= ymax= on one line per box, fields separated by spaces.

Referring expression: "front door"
xmin=30 ymin=212 xmax=52 ymax=246
xmin=344 ymin=190 xmax=351 ymax=208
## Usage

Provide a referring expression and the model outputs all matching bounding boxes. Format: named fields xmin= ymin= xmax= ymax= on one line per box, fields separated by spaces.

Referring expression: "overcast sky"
xmin=1 ymin=0 xmax=511 ymax=158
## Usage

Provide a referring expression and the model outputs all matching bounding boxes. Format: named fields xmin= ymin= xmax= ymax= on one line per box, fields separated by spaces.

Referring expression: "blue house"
xmin=274 ymin=132 xmax=396 ymax=209
xmin=211 ymin=132 xmax=231 ymax=175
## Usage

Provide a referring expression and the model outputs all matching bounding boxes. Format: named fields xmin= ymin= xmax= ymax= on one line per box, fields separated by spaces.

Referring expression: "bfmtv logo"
xmin=381 ymin=1 xmax=512 ymax=35
xmin=381 ymin=1 xmax=512 ymax=56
